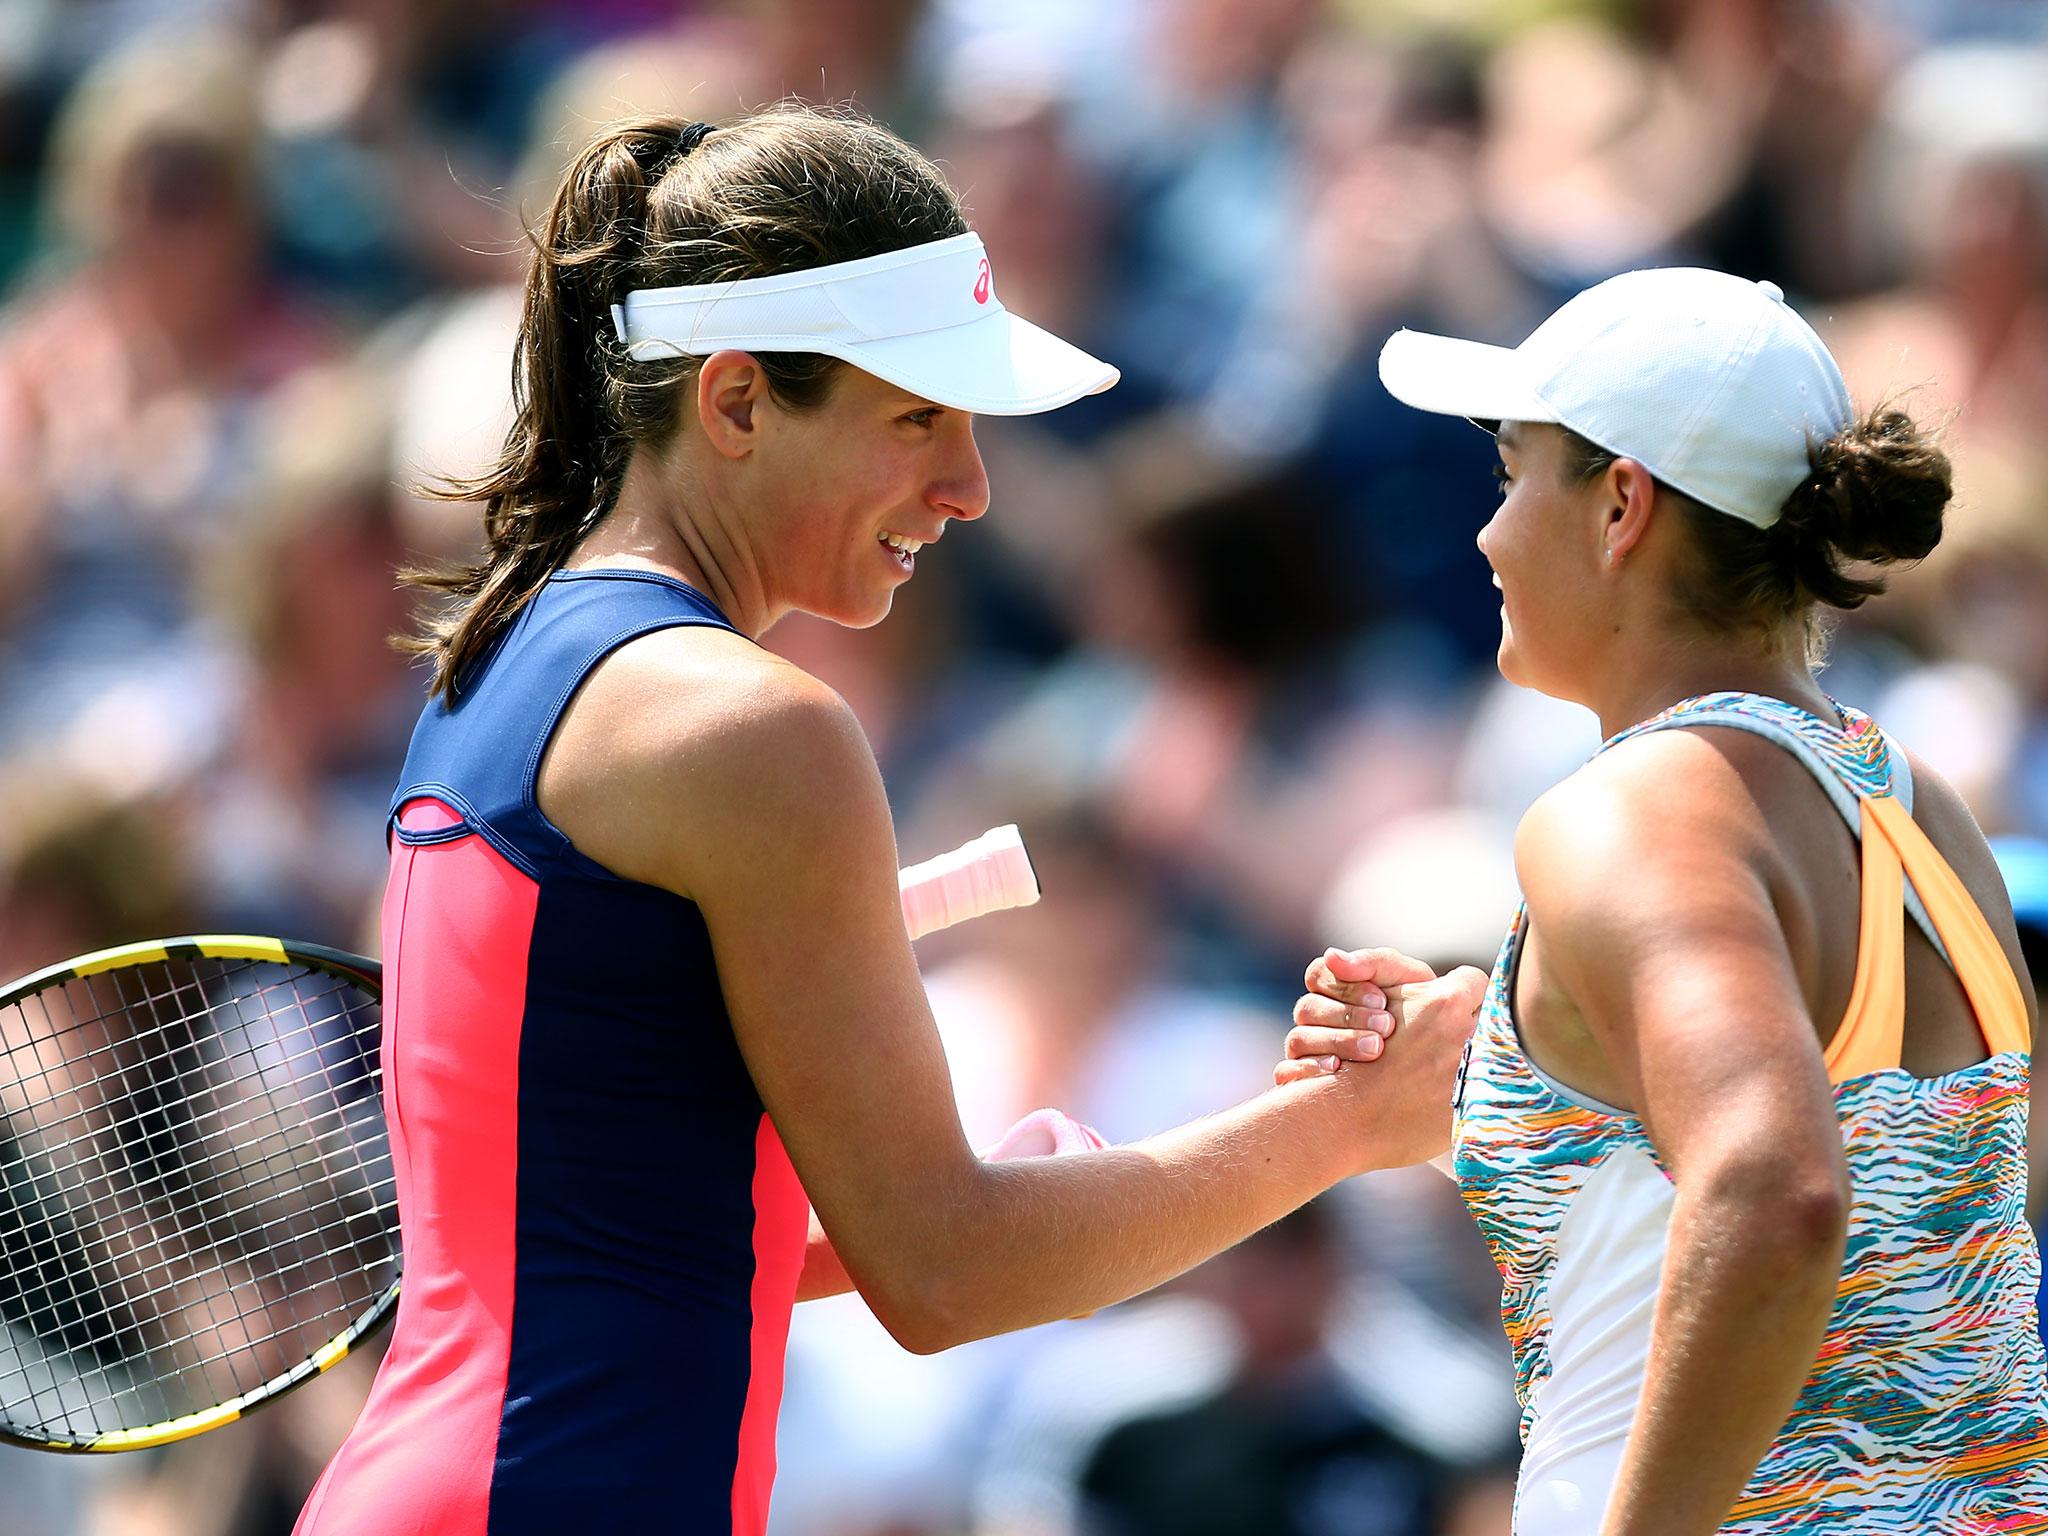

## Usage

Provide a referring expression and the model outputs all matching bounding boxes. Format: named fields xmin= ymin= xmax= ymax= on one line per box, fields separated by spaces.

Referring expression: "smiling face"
xmin=1479 ymin=421 xmax=1619 ymax=702
xmin=737 ymin=364 xmax=991 ymax=628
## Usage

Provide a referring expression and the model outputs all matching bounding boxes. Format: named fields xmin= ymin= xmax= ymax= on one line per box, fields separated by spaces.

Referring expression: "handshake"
xmin=1275 ymin=947 xmax=1490 ymax=1087
xmin=989 ymin=946 xmax=1491 ymax=1177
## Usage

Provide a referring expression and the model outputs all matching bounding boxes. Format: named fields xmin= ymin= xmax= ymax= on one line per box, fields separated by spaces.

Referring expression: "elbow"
xmin=848 ymin=1209 xmax=989 ymax=1356
xmin=1694 ymin=1156 xmax=1850 ymax=1262
xmin=1765 ymin=1181 xmax=1851 ymax=1259
xmin=843 ymin=1163 xmax=1013 ymax=1355
xmin=863 ymin=1271 xmax=978 ymax=1356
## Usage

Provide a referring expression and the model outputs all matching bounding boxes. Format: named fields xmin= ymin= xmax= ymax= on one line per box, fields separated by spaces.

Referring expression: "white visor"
xmin=610 ymin=232 xmax=1118 ymax=416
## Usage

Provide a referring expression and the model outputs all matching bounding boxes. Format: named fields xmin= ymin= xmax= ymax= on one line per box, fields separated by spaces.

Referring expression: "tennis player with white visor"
xmin=1284 ymin=266 xmax=2047 ymax=1533
xmin=295 ymin=107 xmax=1480 ymax=1536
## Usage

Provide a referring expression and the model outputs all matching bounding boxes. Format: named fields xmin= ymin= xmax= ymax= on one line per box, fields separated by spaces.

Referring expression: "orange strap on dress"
xmin=1825 ymin=795 xmax=2032 ymax=1084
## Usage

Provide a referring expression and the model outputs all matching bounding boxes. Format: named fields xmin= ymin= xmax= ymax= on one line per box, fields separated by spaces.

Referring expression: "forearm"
xmin=856 ymin=1072 xmax=1368 ymax=1352
xmin=1601 ymin=1177 xmax=1846 ymax=1536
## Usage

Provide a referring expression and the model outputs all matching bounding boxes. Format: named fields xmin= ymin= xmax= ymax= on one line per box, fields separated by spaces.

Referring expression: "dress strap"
xmin=1865 ymin=798 xmax=2032 ymax=1060
xmin=1607 ymin=697 xmax=1947 ymax=963
xmin=1831 ymin=796 xmax=2033 ymax=1079
xmin=1827 ymin=804 xmax=1908 ymax=1081
xmin=1610 ymin=694 xmax=2030 ymax=1077
xmin=388 ymin=570 xmax=740 ymax=880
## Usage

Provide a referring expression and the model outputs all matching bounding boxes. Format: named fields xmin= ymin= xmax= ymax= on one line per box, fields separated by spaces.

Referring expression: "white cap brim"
xmin=1378 ymin=329 xmax=1556 ymax=428
xmin=847 ymin=309 xmax=1119 ymax=417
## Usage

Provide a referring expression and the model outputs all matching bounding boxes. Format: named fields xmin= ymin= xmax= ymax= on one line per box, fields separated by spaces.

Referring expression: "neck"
xmin=1582 ymin=616 xmax=1833 ymax=740
xmin=569 ymin=448 xmax=779 ymax=638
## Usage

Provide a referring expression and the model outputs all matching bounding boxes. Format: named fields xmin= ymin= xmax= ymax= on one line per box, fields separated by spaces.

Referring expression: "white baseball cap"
xmin=610 ymin=231 xmax=1118 ymax=416
xmin=1378 ymin=268 xmax=1853 ymax=528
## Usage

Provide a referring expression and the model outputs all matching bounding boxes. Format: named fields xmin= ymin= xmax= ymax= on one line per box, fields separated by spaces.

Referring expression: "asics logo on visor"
xmin=974 ymin=258 xmax=992 ymax=306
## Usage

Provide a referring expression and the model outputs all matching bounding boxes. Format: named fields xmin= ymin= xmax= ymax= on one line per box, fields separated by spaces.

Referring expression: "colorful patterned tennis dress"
xmin=1453 ymin=692 xmax=2048 ymax=1534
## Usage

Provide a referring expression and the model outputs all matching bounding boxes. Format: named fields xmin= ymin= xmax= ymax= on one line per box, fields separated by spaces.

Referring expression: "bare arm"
xmin=795 ymin=1110 xmax=1114 ymax=1303
xmin=1518 ymin=738 xmax=1850 ymax=1536
xmin=558 ymin=640 xmax=1471 ymax=1353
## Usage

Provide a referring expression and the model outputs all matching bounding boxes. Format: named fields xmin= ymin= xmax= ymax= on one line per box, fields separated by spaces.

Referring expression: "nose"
xmin=931 ymin=419 xmax=991 ymax=523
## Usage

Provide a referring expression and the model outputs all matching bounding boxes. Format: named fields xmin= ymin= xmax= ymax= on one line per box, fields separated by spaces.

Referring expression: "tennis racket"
xmin=0 ymin=825 xmax=1039 ymax=1454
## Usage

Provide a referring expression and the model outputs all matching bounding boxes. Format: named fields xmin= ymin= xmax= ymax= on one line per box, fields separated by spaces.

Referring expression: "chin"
xmin=1497 ymin=620 xmax=1559 ymax=697
xmin=823 ymin=590 xmax=894 ymax=630
xmin=1500 ymin=646 xmax=1588 ymax=710
xmin=1495 ymin=634 xmax=1523 ymax=687
xmin=1496 ymin=637 xmax=1559 ymax=700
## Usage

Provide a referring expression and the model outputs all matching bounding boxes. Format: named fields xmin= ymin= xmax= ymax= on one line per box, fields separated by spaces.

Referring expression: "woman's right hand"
xmin=1277 ymin=948 xmax=1489 ymax=1171
xmin=1277 ymin=947 xmax=1437 ymax=1078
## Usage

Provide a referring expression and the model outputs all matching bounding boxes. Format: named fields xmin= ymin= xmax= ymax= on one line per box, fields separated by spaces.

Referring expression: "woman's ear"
xmin=695 ymin=350 xmax=768 ymax=459
xmin=1602 ymin=457 xmax=1659 ymax=568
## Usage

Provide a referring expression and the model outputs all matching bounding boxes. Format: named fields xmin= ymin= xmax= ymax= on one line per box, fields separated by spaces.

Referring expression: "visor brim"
xmin=845 ymin=309 xmax=1118 ymax=417
xmin=1378 ymin=329 xmax=1556 ymax=431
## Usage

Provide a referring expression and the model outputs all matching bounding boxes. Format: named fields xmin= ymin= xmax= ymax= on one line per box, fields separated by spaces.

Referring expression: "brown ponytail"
xmin=402 ymin=105 xmax=968 ymax=700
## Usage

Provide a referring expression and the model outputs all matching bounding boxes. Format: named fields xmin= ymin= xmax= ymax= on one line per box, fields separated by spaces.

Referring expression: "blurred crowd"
xmin=2 ymin=1 xmax=2047 ymax=1533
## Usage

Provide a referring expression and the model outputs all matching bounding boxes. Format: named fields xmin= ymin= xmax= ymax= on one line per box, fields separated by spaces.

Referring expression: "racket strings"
xmin=1 ymin=1024 xmax=387 ymax=1433
xmin=0 ymin=1027 xmax=386 ymax=1227
xmin=1 ymin=970 xmax=386 ymax=1305
xmin=0 ymin=955 xmax=398 ymax=1442
xmin=0 ymin=962 xmax=372 ymax=1164
xmin=0 ymin=1162 xmax=396 ymax=1373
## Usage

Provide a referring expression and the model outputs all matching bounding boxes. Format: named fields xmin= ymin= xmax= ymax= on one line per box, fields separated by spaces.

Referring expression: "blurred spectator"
xmin=1831 ymin=41 xmax=2048 ymax=689
xmin=190 ymin=362 xmax=415 ymax=939
xmin=1074 ymin=1200 xmax=1485 ymax=1536
xmin=257 ymin=1 xmax=539 ymax=306
xmin=0 ymin=29 xmax=332 ymax=770
xmin=0 ymin=785 xmax=195 ymax=979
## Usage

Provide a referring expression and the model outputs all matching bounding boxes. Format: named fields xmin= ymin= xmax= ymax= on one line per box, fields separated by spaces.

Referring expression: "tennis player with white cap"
xmin=299 ymin=106 xmax=1480 ymax=1536
xmin=1284 ymin=268 xmax=2047 ymax=1533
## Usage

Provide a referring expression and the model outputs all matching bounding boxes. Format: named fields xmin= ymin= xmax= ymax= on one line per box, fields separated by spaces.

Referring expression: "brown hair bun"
xmin=1775 ymin=406 xmax=1952 ymax=610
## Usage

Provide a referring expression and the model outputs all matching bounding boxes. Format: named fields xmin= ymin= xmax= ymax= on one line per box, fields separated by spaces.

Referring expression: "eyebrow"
xmin=1495 ymin=422 xmax=1521 ymax=450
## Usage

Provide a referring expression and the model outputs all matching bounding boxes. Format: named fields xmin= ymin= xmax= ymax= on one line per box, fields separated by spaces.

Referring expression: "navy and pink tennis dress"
xmin=297 ymin=571 xmax=808 ymax=1535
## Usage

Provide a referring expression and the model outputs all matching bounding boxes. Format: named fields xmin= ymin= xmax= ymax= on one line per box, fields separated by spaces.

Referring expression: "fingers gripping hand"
xmin=1285 ymin=991 xmax=1397 ymax=1072
xmin=1273 ymin=947 xmax=1437 ymax=1083
xmin=1279 ymin=965 xmax=1492 ymax=1168
xmin=1304 ymin=947 xmax=1436 ymax=1008
xmin=1274 ymin=960 xmax=1488 ymax=1086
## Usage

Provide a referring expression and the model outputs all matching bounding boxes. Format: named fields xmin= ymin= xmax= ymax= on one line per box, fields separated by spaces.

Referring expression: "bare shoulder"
xmin=1517 ymin=727 xmax=1784 ymax=903
xmin=1898 ymin=747 xmax=1995 ymax=878
xmin=584 ymin=624 xmax=864 ymax=773
xmin=539 ymin=623 xmax=884 ymax=897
